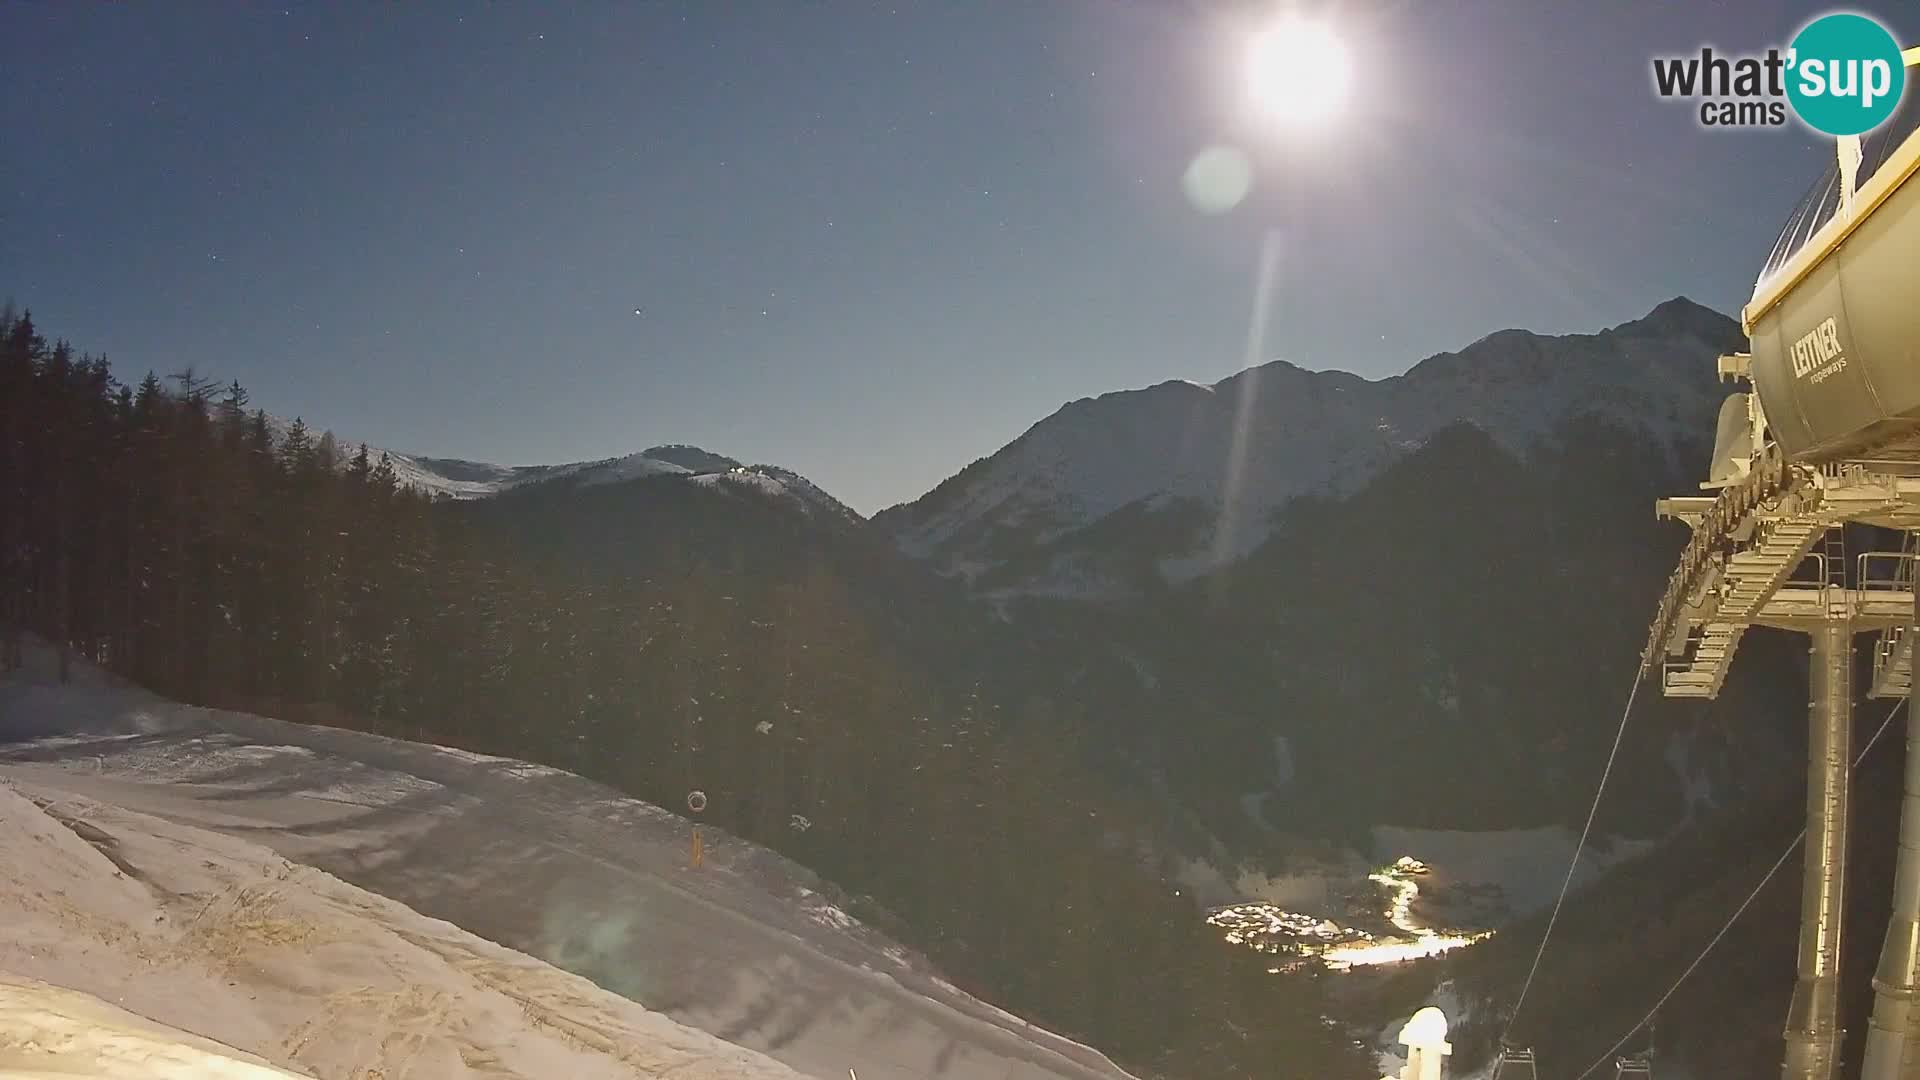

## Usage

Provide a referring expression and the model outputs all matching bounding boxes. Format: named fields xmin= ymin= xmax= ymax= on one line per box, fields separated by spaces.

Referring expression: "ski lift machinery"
xmin=1642 ymin=46 xmax=1920 ymax=1080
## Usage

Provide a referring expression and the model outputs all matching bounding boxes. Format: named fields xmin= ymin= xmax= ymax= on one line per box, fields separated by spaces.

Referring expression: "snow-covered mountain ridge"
xmin=261 ymin=415 xmax=862 ymax=525
xmin=387 ymin=444 xmax=859 ymax=524
xmin=875 ymin=297 xmax=1740 ymax=593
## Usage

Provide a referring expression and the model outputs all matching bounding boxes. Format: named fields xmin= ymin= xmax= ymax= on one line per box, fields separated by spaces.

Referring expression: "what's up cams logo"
xmin=1652 ymin=12 xmax=1908 ymax=135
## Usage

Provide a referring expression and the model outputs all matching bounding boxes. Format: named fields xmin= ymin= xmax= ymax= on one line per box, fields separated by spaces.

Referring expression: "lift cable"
xmin=1501 ymin=671 xmax=1646 ymax=1044
xmin=1568 ymin=693 xmax=1911 ymax=1080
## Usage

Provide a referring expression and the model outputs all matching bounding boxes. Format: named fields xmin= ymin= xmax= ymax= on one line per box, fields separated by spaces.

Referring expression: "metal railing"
xmin=1857 ymin=548 xmax=1919 ymax=593
xmin=1869 ymin=535 xmax=1920 ymax=695
xmin=1490 ymin=1047 xmax=1538 ymax=1080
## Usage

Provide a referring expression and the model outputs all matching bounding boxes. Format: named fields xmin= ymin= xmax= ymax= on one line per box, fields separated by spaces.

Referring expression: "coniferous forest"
xmin=0 ymin=308 xmax=1373 ymax=1078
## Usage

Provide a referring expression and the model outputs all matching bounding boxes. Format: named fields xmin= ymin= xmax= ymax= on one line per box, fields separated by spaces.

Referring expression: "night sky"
xmin=3 ymin=1 xmax=1894 ymax=513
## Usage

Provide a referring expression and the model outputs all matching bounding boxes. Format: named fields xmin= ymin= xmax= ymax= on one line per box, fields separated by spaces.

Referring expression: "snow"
xmin=685 ymin=467 xmax=863 ymax=524
xmin=0 ymin=644 xmax=1136 ymax=1080
xmin=390 ymin=449 xmax=693 ymax=498
xmin=1174 ymin=854 xmax=1359 ymax=910
xmin=1272 ymin=735 xmax=1295 ymax=787
xmin=1239 ymin=791 xmax=1273 ymax=830
xmin=1185 ymin=822 xmax=1654 ymax=967
xmin=692 ymin=469 xmax=790 ymax=498
xmin=1370 ymin=825 xmax=1653 ymax=919
xmin=571 ymin=453 xmax=696 ymax=488
xmin=1196 ymin=827 xmax=1568 ymax=919
xmin=0 ymin=976 xmax=306 ymax=1078
xmin=255 ymin=414 xmax=861 ymax=523
xmin=0 ymin=779 xmax=809 ymax=1080
xmin=1666 ymin=729 xmax=1716 ymax=821
xmin=879 ymin=298 xmax=1734 ymax=593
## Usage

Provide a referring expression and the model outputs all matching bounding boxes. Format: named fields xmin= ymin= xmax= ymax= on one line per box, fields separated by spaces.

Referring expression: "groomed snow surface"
xmin=0 ymin=767 xmax=805 ymax=1080
xmin=0 ymin=975 xmax=306 ymax=1079
xmin=0 ymin=644 xmax=1134 ymax=1080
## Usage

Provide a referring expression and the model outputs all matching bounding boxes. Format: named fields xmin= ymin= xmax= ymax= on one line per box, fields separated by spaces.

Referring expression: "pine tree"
xmin=0 ymin=312 xmax=45 ymax=668
xmin=0 ymin=311 xmax=1379 ymax=1079
xmin=217 ymin=380 xmax=250 ymax=449
xmin=370 ymin=452 xmax=399 ymax=494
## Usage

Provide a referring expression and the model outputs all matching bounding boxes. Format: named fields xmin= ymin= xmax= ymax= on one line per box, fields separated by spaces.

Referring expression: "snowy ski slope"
xmin=0 ymin=645 xmax=1136 ymax=1080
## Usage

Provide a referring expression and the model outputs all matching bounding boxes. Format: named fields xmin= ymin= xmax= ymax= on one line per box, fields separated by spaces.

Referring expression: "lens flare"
xmin=1182 ymin=144 xmax=1254 ymax=214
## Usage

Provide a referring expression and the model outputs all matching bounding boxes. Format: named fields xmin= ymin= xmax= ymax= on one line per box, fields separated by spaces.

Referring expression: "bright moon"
xmin=1246 ymin=18 xmax=1352 ymax=130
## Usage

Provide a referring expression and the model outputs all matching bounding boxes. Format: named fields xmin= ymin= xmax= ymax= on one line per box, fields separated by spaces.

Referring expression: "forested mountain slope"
xmin=0 ymin=309 xmax=1370 ymax=1079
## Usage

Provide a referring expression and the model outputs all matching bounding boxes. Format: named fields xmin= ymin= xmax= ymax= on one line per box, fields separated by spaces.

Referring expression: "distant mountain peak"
xmin=640 ymin=445 xmax=743 ymax=474
xmin=254 ymin=418 xmax=858 ymax=524
xmin=1619 ymin=295 xmax=1739 ymax=340
xmin=387 ymin=445 xmax=859 ymax=523
xmin=880 ymin=300 xmax=1740 ymax=598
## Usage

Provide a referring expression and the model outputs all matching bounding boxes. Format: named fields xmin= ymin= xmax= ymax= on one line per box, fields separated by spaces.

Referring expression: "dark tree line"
xmin=2 ymin=308 xmax=435 ymax=715
xmin=0 ymin=309 xmax=1371 ymax=1079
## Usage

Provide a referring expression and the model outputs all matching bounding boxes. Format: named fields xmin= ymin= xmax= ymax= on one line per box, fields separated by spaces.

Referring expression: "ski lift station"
xmin=1394 ymin=42 xmax=1920 ymax=1080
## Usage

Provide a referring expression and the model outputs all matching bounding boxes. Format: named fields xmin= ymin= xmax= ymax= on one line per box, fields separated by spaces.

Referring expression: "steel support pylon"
xmin=1784 ymin=619 xmax=1854 ymax=1080
xmin=1862 ymin=586 xmax=1920 ymax=1080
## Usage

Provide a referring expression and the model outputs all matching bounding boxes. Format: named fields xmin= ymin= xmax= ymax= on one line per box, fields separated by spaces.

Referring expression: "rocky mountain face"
xmin=871 ymin=296 xmax=1810 ymax=923
xmin=875 ymin=297 xmax=1742 ymax=602
xmin=898 ymin=298 xmax=1822 ymax=1079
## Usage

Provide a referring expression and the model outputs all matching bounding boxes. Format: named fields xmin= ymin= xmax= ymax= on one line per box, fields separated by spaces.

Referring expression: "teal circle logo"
xmin=1786 ymin=13 xmax=1907 ymax=136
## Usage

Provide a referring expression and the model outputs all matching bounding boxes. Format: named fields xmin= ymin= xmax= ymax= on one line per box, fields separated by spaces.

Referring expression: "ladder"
xmin=1490 ymin=1047 xmax=1538 ymax=1080
xmin=1821 ymin=525 xmax=1847 ymax=589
